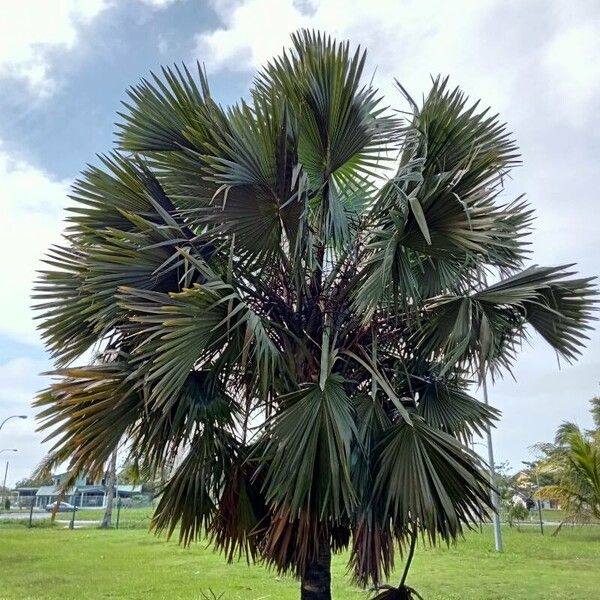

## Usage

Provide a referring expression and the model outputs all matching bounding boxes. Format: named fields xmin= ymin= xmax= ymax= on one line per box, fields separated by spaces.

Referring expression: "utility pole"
xmin=0 ymin=450 xmax=17 ymax=510
xmin=115 ymin=468 xmax=121 ymax=529
xmin=1 ymin=461 xmax=9 ymax=511
xmin=482 ymin=374 xmax=503 ymax=552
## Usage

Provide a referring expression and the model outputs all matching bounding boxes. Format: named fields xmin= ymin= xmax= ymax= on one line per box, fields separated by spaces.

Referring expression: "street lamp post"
xmin=1 ymin=450 xmax=17 ymax=511
xmin=481 ymin=375 xmax=503 ymax=552
xmin=471 ymin=440 xmax=489 ymax=532
xmin=0 ymin=416 xmax=26 ymax=511
xmin=0 ymin=415 xmax=27 ymax=433
xmin=115 ymin=467 xmax=121 ymax=529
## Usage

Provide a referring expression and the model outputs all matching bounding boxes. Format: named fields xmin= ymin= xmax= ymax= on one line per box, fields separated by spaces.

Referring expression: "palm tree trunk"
xmin=300 ymin=539 xmax=331 ymax=600
xmin=101 ymin=450 xmax=117 ymax=528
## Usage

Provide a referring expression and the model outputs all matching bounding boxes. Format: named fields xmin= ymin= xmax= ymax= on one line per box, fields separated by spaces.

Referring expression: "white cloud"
xmin=137 ymin=0 xmax=181 ymax=7
xmin=0 ymin=144 xmax=70 ymax=345
xmin=543 ymin=21 xmax=600 ymax=125
xmin=197 ymin=0 xmax=310 ymax=73
xmin=197 ymin=0 xmax=503 ymax=97
xmin=0 ymin=0 xmax=109 ymax=97
xmin=158 ymin=34 xmax=170 ymax=55
xmin=197 ymin=1 xmax=600 ymax=117
xmin=0 ymin=0 xmax=184 ymax=98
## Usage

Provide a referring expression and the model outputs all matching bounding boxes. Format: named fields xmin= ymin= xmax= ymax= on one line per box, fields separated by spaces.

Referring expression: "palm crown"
xmin=537 ymin=398 xmax=600 ymax=528
xmin=34 ymin=31 xmax=596 ymax=598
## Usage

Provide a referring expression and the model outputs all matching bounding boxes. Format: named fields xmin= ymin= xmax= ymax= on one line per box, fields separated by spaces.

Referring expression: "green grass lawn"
xmin=70 ymin=506 xmax=154 ymax=528
xmin=1 ymin=523 xmax=599 ymax=600
xmin=540 ymin=509 xmax=566 ymax=522
xmin=538 ymin=509 xmax=600 ymax=524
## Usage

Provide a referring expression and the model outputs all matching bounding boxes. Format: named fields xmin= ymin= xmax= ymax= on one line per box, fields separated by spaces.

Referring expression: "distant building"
xmin=14 ymin=471 xmax=142 ymax=508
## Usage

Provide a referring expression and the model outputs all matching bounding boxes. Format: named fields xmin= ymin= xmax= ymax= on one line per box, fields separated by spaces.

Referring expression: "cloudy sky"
xmin=1 ymin=0 xmax=599 ymax=485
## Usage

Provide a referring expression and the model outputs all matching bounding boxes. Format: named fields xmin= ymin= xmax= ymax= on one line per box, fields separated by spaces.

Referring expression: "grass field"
xmin=65 ymin=506 xmax=155 ymax=528
xmin=1 ymin=518 xmax=599 ymax=600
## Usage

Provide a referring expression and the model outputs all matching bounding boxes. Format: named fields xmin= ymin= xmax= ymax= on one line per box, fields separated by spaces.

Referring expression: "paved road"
xmin=55 ymin=519 xmax=101 ymax=527
xmin=0 ymin=511 xmax=100 ymax=526
xmin=0 ymin=511 xmax=49 ymax=521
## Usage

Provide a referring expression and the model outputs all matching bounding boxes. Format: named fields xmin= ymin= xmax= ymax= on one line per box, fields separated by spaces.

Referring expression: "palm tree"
xmin=537 ymin=398 xmax=600 ymax=532
xmin=34 ymin=31 xmax=596 ymax=599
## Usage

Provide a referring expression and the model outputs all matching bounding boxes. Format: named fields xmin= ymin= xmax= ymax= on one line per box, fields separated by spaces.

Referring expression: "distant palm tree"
xmin=34 ymin=31 xmax=596 ymax=599
xmin=538 ymin=398 xmax=600 ymax=532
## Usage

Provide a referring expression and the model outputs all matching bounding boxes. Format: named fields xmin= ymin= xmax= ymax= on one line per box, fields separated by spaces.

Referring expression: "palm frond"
xmin=262 ymin=373 xmax=356 ymax=521
xmin=373 ymin=417 xmax=492 ymax=545
xmin=129 ymin=370 xmax=239 ymax=474
xmin=117 ymin=62 xmax=213 ymax=152
xmin=256 ymin=29 xmax=400 ymax=246
xmin=415 ymin=376 xmax=499 ymax=441
xmin=151 ymin=424 xmax=238 ymax=545
xmin=417 ymin=265 xmax=597 ymax=376
xmin=34 ymin=363 xmax=141 ymax=475
xmin=119 ymin=280 xmax=280 ymax=407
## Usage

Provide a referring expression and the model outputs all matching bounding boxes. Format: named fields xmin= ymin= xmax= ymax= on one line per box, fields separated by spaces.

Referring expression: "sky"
xmin=0 ymin=0 xmax=599 ymax=486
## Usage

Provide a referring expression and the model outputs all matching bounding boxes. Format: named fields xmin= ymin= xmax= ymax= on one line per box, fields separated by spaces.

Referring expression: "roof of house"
xmin=116 ymin=485 xmax=142 ymax=493
xmin=80 ymin=486 xmax=105 ymax=493
xmin=36 ymin=486 xmax=64 ymax=496
xmin=34 ymin=484 xmax=142 ymax=496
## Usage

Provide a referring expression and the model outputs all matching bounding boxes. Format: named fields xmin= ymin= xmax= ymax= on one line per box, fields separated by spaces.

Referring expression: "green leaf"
xmin=262 ymin=374 xmax=356 ymax=521
xmin=374 ymin=417 xmax=492 ymax=544
xmin=408 ymin=196 xmax=431 ymax=245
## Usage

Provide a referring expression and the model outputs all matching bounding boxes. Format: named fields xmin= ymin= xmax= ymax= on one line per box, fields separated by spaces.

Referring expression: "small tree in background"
xmin=15 ymin=472 xmax=53 ymax=488
xmin=34 ymin=31 xmax=596 ymax=599
xmin=537 ymin=398 xmax=600 ymax=533
xmin=504 ymin=498 xmax=529 ymax=529
xmin=118 ymin=459 xmax=163 ymax=496
xmin=492 ymin=462 xmax=523 ymax=526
